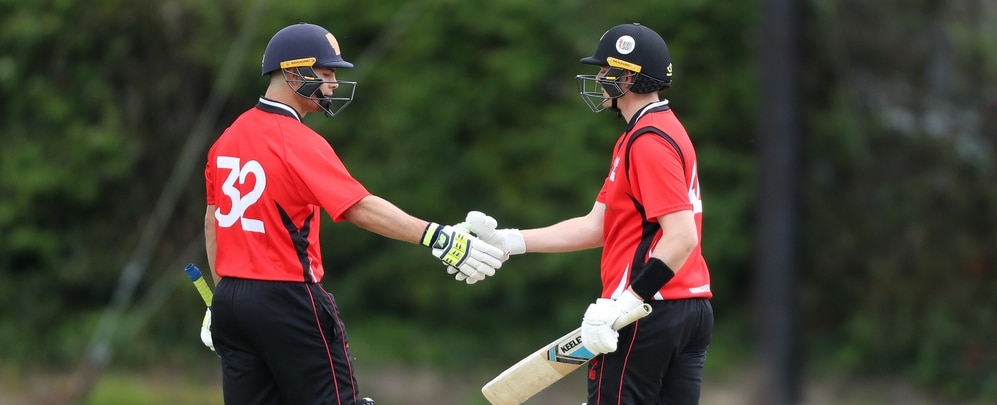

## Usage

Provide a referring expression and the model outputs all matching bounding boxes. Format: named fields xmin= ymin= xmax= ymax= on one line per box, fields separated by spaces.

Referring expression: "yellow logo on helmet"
xmin=607 ymin=57 xmax=642 ymax=73
xmin=280 ymin=57 xmax=317 ymax=69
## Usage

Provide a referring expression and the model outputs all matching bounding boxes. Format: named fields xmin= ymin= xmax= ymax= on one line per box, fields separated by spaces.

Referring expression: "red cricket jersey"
xmin=596 ymin=100 xmax=712 ymax=300
xmin=204 ymin=98 xmax=370 ymax=282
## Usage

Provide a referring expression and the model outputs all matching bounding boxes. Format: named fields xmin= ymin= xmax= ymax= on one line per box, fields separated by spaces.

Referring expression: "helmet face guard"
xmin=280 ymin=57 xmax=356 ymax=117
xmin=576 ymin=57 xmax=642 ymax=113
xmin=576 ymin=67 xmax=632 ymax=113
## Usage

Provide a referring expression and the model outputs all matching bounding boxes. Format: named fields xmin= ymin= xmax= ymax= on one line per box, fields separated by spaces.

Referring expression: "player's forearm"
xmin=343 ymin=195 xmax=428 ymax=244
xmin=521 ymin=205 xmax=604 ymax=253
xmin=204 ymin=205 xmax=219 ymax=285
xmin=650 ymin=210 xmax=698 ymax=275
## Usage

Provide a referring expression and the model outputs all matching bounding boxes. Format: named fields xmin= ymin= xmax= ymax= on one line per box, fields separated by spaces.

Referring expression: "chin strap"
xmin=610 ymin=97 xmax=622 ymax=118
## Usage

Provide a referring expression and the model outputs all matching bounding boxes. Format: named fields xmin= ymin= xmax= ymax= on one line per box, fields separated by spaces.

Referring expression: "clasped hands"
xmin=424 ymin=211 xmax=525 ymax=284
xmin=429 ymin=211 xmax=643 ymax=356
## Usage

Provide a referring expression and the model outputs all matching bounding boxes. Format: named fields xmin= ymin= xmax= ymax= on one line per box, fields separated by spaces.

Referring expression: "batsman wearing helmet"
xmin=200 ymin=23 xmax=505 ymax=405
xmin=460 ymin=23 xmax=713 ymax=404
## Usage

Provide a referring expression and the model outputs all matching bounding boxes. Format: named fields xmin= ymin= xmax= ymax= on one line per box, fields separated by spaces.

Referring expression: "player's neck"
xmin=617 ymin=93 xmax=661 ymax=122
xmin=264 ymin=87 xmax=310 ymax=118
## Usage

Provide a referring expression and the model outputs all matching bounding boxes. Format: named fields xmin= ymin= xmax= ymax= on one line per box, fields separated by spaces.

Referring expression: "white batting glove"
xmin=422 ymin=222 xmax=504 ymax=284
xmin=448 ymin=211 xmax=525 ymax=283
xmin=580 ymin=290 xmax=643 ymax=355
xmin=200 ymin=308 xmax=214 ymax=352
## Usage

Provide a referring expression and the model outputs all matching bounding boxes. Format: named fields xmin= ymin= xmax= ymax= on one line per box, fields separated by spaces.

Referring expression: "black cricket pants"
xmin=212 ymin=277 xmax=362 ymax=405
xmin=588 ymin=298 xmax=714 ymax=405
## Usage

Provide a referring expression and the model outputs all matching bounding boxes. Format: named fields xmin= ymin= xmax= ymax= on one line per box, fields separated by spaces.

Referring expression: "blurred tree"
xmin=801 ymin=0 xmax=997 ymax=399
xmin=0 ymin=0 xmax=991 ymax=402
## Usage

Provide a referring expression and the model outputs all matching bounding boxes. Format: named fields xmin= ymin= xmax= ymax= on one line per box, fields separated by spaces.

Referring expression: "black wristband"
xmin=631 ymin=257 xmax=675 ymax=299
xmin=420 ymin=223 xmax=441 ymax=247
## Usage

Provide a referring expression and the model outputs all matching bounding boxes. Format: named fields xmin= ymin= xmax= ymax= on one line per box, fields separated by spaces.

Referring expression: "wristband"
xmin=631 ymin=257 xmax=675 ymax=299
xmin=421 ymin=223 xmax=442 ymax=247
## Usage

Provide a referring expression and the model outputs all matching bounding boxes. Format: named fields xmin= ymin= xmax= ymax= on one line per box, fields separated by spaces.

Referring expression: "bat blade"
xmin=481 ymin=303 xmax=652 ymax=405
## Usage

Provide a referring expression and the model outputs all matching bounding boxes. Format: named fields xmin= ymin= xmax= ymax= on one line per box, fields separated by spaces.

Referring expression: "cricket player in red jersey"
xmin=200 ymin=23 xmax=504 ymax=405
xmin=458 ymin=23 xmax=713 ymax=404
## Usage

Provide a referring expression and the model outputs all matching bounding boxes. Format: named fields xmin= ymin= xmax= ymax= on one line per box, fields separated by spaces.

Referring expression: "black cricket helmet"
xmin=261 ymin=23 xmax=357 ymax=117
xmin=576 ymin=23 xmax=672 ymax=112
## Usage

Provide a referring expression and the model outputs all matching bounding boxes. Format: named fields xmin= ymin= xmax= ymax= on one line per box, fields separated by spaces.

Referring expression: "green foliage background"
xmin=0 ymin=0 xmax=994 ymax=402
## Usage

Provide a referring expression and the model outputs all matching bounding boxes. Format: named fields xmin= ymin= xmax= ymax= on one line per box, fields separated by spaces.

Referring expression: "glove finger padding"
xmin=446 ymin=265 xmax=472 ymax=282
xmin=581 ymin=322 xmax=618 ymax=354
xmin=464 ymin=211 xmax=498 ymax=241
xmin=200 ymin=308 xmax=214 ymax=352
xmin=581 ymin=299 xmax=626 ymax=355
xmin=463 ymin=253 xmax=499 ymax=284
xmin=581 ymin=310 xmax=619 ymax=354
xmin=453 ymin=259 xmax=486 ymax=284
xmin=443 ymin=242 xmax=498 ymax=284
xmin=467 ymin=243 xmax=502 ymax=271
xmin=464 ymin=269 xmax=485 ymax=285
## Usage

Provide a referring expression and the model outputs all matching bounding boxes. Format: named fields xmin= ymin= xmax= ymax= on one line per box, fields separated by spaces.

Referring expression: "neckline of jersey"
xmin=256 ymin=97 xmax=302 ymax=122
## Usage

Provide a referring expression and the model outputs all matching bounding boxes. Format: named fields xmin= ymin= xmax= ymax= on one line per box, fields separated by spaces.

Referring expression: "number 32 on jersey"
xmin=215 ymin=156 xmax=267 ymax=233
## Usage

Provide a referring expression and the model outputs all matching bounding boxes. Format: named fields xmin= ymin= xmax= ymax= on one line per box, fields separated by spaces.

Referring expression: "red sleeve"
xmin=628 ymin=135 xmax=690 ymax=219
xmin=596 ymin=176 xmax=610 ymax=203
xmin=285 ymin=133 xmax=371 ymax=222
xmin=205 ymin=146 xmax=216 ymax=205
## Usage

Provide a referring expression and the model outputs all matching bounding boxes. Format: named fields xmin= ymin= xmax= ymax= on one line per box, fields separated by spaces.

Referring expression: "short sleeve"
xmin=285 ymin=134 xmax=370 ymax=222
xmin=205 ymin=148 xmax=217 ymax=205
xmin=628 ymin=135 xmax=691 ymax=219
xmin=596 ymin=177 xmax=610 ymax=204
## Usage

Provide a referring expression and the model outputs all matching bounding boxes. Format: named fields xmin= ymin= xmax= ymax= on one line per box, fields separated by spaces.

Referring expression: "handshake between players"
xmin=433 ymin=211 xmax=628 ymax=357
xmin=430 ymin=211 xmax=526 ymax=285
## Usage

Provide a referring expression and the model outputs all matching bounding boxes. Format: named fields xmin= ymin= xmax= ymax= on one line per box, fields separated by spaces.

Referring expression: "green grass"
xmin=82 ymin=370 xmax=222 ymax=405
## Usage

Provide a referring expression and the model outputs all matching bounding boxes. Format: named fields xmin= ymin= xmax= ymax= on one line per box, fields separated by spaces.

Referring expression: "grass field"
xmin=82 ymin=372 xmax=223 ymax=405
xmin=0 ymin=362 xmax=955 ymax=405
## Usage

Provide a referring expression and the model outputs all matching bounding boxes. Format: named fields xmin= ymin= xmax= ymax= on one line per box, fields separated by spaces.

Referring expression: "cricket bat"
xmin=481 ymin=303 xmax=652 ymax=405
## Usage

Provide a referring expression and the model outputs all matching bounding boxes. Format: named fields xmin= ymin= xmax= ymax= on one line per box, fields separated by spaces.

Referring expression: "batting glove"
xmin=422 ymin=222 xmax=504 ymax=284
xmin=447 ymin=211 xmax=526 ymax=283
xmin=200 ymin=308 xmax=214 ymax=352
xmin=580 ymin=290 xmax=643 ymax=355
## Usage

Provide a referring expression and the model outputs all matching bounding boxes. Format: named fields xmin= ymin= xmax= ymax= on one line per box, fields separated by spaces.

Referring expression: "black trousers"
xmin=587 ymin=298 xmax=714 ymax=405
xmin=212 ymin=277 xmax=362 ymax=405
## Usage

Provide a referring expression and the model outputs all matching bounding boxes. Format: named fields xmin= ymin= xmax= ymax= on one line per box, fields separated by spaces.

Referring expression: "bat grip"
xmin=193 ymin=279 xmax=213 ymax=307
xmin=612 ymin=303 xmax=652 ymax=330
xmin=185 ymin=263 xmax=214 ymax=307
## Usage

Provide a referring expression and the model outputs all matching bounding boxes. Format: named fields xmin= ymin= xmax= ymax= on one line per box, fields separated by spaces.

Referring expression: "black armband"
xmin=631 ymin=257 xmax=675 ymax=299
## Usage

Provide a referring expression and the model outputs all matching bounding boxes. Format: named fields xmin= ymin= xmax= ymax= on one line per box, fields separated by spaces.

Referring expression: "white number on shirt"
xmin=689 ymin=162 xmax=703 ymax=214
xmin=215 ymin=156 xmax=266 ymax=233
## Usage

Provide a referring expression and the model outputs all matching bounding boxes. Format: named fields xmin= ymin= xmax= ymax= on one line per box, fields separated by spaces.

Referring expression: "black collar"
xmin=256 ymin=97 xmax=301 ymax=122
xmin=625 ymin=100 xmax=670 ymax=132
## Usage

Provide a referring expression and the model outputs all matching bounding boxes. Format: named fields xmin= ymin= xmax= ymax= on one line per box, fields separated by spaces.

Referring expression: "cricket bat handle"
xmin=184 ymin=263 xmax=213 ymax=307
xmin=613 ymin=303 xmax=652 ymax=329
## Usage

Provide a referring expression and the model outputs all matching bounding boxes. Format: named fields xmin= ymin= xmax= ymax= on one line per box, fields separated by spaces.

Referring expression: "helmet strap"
xmin=610 ymin=97 xmax=621 ymax=116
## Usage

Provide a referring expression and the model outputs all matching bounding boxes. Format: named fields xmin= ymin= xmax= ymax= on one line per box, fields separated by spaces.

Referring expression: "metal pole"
xmin=755 ymin=0 xmax=802 ymax=403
